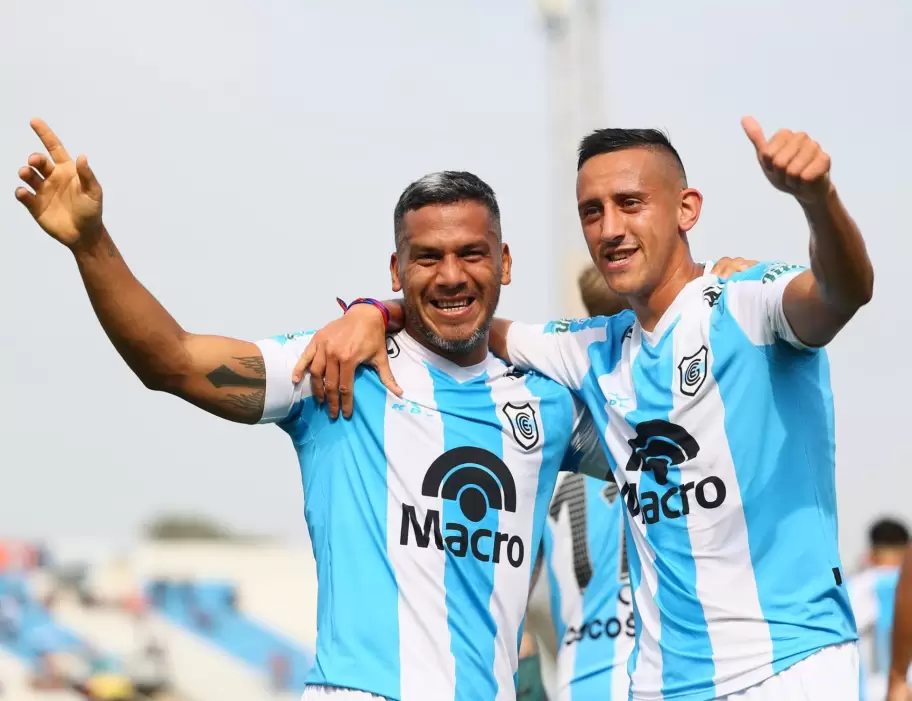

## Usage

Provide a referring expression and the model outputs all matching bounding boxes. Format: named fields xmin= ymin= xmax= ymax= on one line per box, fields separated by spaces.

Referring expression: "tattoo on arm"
xmin=205 ymin=356 xmax=267 ymax=421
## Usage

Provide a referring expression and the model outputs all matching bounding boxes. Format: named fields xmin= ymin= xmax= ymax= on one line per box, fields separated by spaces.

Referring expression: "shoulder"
xmin=723 ymin=261 xmax=808 ymax=286
xmin=543 ymin=311 xmax=634 ymax=337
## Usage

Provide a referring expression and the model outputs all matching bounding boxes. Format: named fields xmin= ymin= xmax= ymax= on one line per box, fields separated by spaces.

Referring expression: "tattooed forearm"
xmin=206 ymin=357 xmax=267 ymax=389
xmin=220 ymin=389 xmax=267 ymax=417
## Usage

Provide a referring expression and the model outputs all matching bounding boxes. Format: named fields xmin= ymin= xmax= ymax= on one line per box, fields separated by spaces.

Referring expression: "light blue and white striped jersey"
xmin=850 ymin=565 xmax=902 ymax=699
xmin=255 ymin=329 xmax=609 ymax=701
xmin=543 ymin=472 xmax=634 ymax=701
xmin=507 ymin=262 xmax=858 ymax=701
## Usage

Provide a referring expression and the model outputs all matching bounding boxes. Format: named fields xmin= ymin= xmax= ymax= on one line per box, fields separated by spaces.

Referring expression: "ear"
xmin=678 ymin=187 xmax=703 ymax=233
xmin=390 ymin=253 xmax=402 ymax=292
xmin=500 ymin=243 xmax=512 ymax=286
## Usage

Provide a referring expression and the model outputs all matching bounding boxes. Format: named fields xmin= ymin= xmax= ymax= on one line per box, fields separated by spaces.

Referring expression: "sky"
xmin=1 ymin=0 xmax=910 ymax=567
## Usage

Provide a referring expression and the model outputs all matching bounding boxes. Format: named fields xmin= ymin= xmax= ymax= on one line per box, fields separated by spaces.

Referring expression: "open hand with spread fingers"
xmin=14 ymin=118 xmax=104 ymax=249
xmin=741 ymin=117 xmax=833 ymax=206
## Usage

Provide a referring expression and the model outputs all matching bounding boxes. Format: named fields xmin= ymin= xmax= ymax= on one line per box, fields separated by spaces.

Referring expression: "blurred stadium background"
xmin=1 ymin=0 xmax=909 ymax=699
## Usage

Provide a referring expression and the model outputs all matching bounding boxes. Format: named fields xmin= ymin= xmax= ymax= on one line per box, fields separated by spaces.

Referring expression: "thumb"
xmin=372 ymin=352 xmax=403 ymax=397
xmin=740 ymin=116 xmax=766 ymax=152
xmin=75 ymin=155 xmax=101 ymax=199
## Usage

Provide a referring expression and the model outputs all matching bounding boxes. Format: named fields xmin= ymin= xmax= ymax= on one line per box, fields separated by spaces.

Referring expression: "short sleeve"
xmin=560 ymin=401 xmax=612 ymax=481
xmin=723 ymin=262 xmax=813 ymax=351
xmin=507 ymin=317 xmax=612 ymax=390
xmin=254 ymin=331 xmax=315 ymax=424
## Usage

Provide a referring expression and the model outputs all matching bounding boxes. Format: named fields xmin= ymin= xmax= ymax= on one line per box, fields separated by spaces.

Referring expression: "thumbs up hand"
xmin=741 ymin=116 xmax=833 ymax=205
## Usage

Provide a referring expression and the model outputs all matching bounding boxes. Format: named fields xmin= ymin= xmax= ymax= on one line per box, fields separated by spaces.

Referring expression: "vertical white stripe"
xmin=384 ymin=358 xmax=456 ymax=701
xmin=669 ymin=298 xmax=773 ymax=690
xmin=488 ymin=374 xmax=543 ymax=701
xmin=596 ymin=331 xmax=665 ymax=697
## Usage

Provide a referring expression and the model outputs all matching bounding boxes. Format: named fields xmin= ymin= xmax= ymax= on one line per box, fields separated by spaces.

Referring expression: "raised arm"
xmin=15 ymin=119 xmax=267 ymax=424
xmin=741 ymin=117 xmax=873 ymax=347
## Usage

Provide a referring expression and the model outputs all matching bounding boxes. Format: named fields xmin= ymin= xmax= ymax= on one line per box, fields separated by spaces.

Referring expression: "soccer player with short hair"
xmin=298 ymin=118 xmax=874 ymax=700
xmin=850 ymin=518 xmax=911 ymax=699
xmin=15 ymin=119 xmax=622 ymax=701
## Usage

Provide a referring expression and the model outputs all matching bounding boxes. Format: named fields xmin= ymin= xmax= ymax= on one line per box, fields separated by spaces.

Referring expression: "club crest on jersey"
xmin=386 ymin=335 xmax=400 ymax=358
xmin=502 ymin=402 xmax=540 ymax=450
xmin=678 ymin=346 xmax=708 ymax=397
xmin=702 ymin=284 xmax=722 ymax=308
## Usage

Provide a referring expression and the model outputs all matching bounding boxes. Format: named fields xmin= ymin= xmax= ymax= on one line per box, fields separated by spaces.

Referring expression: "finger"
xmin=799 ymin=151 xmax=831 ymax=183
xmin=292 ymin=343 xmax=316 ymax=384
xmin=323 ymin=356 xmax=341 ymax=420
xmin=75 ymin=155 xmax=102 ymax=199
xmin=372 ymin=354 xmax=403 ymax=397
xmin=339 ymin=359 xmax=357 ymax=419
xmin=308 ymin=347 xmax=327 ymax=404
xmin=761 ymin=129 xmax=793 ymax=171
xmin=784 ymin=141 xmax=819 ymax=190
xmin=30 ymin=118 xmax=72 ymax=164
xmin=771 ymin=133 xmax=807 ymax=172
xmin=28 ymin=153 xmax=54 ymax=179
xmin=18 ymin=166 xmax=44 ymax=192
xmin=740 ymin=117 xmax=767 ymax=152
xmin=14 ymin=187 xmax=36 ymax=212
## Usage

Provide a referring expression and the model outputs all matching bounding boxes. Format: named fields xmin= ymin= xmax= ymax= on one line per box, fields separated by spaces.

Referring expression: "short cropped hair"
xmin=870 ymin=518 xmax=910 ymax=548
xmin=393 ymin=171 xmax=501 ymax=250
xmin=578 ymin=264 xmax=631 ymax=317
xmin=577 ymin=128 xmax=687 ymax=185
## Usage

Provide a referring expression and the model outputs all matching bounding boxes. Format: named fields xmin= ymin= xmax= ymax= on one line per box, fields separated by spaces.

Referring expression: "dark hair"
xmin=393 ymin=171 xmax=501 ymax=249
xmin=870 ymin=518 xmax=910 ymax=548
xmin=577 ymin=128 xmax=687 ymax=184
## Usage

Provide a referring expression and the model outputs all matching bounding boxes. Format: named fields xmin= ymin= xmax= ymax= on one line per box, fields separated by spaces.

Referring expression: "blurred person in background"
xmin=888 ymin=546 xmax=912 ymax=701
xmin=850 ymin=518 xmax=910 ymax=700
xmin=13 ymin=120 xmax=631 ymax=701
xmin=300 ymin=119 xmax=874 ymax=700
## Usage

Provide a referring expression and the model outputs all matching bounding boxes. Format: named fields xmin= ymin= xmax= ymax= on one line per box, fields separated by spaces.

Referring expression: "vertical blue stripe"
xmin=624 ymin=327 xmax=715 ymax=696
xmin=624 ymin=516 xmax=644 ymax=697
xmin=291 ymin=372 xmax=400 ymax=696
xmin=429 ymin=366 xmax=502 ymax=701
xmin=543 ymin=527 xmax=567 ymax=645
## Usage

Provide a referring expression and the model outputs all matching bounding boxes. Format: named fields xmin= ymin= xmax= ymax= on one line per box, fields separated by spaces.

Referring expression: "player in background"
xmin=888 ymin=546 xmax=912 ymax=701
xmin=13 ymin=119 xmax=625 ymax=701
xmin=850 ymin=519 xmax=910 ymax=700
xmin=518 ymin=266 xmax=636 ymax=701
xmin=296 ymin=118 xmax=874 ymax=700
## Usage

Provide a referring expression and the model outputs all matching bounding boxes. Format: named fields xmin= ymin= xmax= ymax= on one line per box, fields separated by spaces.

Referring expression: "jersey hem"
xmin=630 ymin=638 xmax=857 ymax=701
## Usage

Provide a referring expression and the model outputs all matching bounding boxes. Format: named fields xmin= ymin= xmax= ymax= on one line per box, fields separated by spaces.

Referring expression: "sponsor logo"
xmin=400 ymin=447 xmax=524 ymax=567
xmin=621 ymin=419 xmax=725 ymax=524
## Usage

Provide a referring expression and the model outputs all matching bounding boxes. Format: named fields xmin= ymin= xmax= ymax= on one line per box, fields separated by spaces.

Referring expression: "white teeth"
xmin=608 ymin=251 xmax=634 ymax=262
xmin=437 ymin=300 xmax=470 ymax=310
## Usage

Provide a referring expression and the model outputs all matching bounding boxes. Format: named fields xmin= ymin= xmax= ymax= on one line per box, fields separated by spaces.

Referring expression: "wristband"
xmin=336 ymin=297 xmax=390 ymax=329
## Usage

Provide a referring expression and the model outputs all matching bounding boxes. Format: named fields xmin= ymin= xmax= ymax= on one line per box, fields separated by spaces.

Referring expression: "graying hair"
xmin=393 ymin=171 xmax=501 ymax=250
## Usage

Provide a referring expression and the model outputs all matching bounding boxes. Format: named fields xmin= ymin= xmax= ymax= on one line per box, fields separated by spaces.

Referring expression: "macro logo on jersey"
xmin=502 ymin=402 xmax=540 ymax=450
xmin=621 ymin=419 xmax=726 ymax=524
xmin=399 ymin=447 xmax=525 ymax=567
xmin=386 ymin=335 xmax=400 ymax=358
xmin=702 ymin=284 xmax=722 ymax=307
xmin=762 ymin=262 xmax=805 ymax=284
xmin=678 ymin=346 xmax=708 ymax=397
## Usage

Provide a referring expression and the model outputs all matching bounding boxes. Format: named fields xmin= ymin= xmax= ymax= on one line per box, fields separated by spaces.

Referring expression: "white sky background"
xmin=0 ymin=0 xmax=909 ymax=566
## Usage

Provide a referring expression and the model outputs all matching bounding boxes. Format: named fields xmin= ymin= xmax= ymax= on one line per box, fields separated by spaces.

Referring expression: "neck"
xmin=628 ymin=254 xmax=703 ymax=332
xmin=404 ymin=321 xmax=490 ymax=367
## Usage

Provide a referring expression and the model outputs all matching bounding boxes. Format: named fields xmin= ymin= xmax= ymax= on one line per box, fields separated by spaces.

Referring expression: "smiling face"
xmin=391 ymin=199 xmax=511 ymax=365
xmin=576 ymin=145 xmax=702 ymax=302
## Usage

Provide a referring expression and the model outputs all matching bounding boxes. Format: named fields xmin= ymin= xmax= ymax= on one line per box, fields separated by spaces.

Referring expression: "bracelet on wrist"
xmin=336 ymin=297 xmax=390 ymax=330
